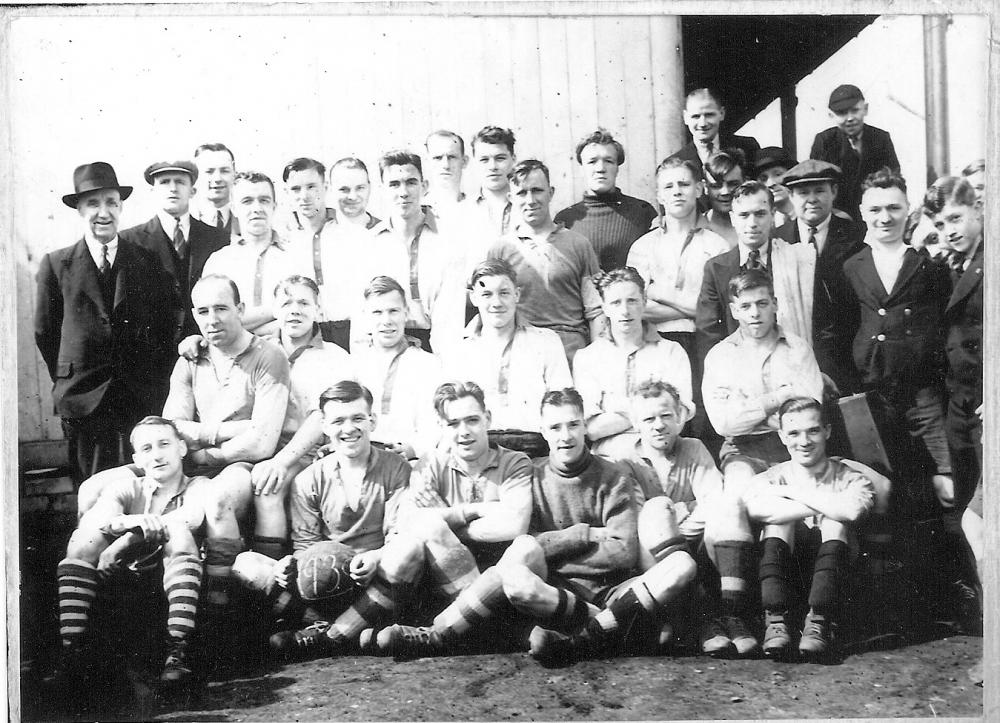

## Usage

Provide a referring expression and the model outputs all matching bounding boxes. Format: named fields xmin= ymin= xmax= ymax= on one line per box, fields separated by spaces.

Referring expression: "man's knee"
xmin=722 ymin=459 xmax=758 ymax=496
xmin=818 ymin=517 xmax=848 ymax=543
xmin=163 ymin=519 xmax=199 ymax=556
xmin=205 ymin=466 xmax=252 ymax=523
xmin=497 ymin=535 xmax=545 ymax=573
xmin=380 ymin=537 xmax=425 ymax=580
xmin=66 ymin=526 xmax=107 ymax=562
xmin=639 ymin=497 xmax=682 ymax=545
xmin=499 ymin=564 xmax=547 ymax=608
xmin=77 ymin=464 xmax=141 ymax=519
xmin=403 ymin=509 xmax=455 ymax=544
xmin=645 ymin=550 xmax=698 ymax=594
xmin=704 ymin=493 xmax=752 ymax=546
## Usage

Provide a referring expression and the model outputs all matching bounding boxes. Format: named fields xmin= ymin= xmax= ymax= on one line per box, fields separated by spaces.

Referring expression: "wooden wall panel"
xmin=11 ymin=13 xmax=684 ymax=444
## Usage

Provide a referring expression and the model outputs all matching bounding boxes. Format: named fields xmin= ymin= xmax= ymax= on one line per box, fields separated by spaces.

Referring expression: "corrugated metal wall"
xmin=10 ymin=12 xmax=686 ymax=444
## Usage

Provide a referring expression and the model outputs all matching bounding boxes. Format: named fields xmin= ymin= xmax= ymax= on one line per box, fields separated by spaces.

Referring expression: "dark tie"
xmin=174 ymin=220 xmax=188 ymax=259
xmin=807 ymin=225 xmax=818 ymax=254
xmin=747 ymin=248 xmax=761 ymax=270
xmin=99 ymin=243 xmax=110 ymax=278
xmin=216 ymin=210 xmax=224 ymax=230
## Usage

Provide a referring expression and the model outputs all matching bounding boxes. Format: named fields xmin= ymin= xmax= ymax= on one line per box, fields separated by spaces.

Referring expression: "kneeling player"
xmin=388 ymin=381 xmax=533 ymax=604
xmin=716 ymin=397 xmax=875 ymax=660
xmin=232 ymin=381 xmax=417 ymax=658
xmin=53 ymin=417 xmax=208 ymax=691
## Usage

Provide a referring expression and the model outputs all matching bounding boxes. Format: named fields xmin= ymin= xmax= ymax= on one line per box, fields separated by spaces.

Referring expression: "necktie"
xmin=807 ymin=225 xmax=818 ymax=254
xmin=216 ymin=210 xmax=224 ymax=230
xmin=848 ymin=136 xmax=860 ymax=155
xmin=174 ymin=219 xmax=188 ymax=259
xmin=99 ymin=243 xmax=110 ymax=278
xmin=747 ymin=248 xmax=761 ymax=270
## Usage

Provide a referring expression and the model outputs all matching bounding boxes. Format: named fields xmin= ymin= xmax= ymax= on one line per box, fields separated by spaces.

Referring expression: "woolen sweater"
xmin=554 ymin=188 xmax=658 ymax=272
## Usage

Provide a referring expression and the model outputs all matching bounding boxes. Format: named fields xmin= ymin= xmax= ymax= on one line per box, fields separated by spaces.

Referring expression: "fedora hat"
xmin=62 ymin=161 xmax=133 ymax=208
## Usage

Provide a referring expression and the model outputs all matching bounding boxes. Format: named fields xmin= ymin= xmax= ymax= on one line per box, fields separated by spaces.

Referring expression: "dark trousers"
xmin=61 ymin=389 xmax=146 ymax=486
xmin=945 ymin=390 xmax=982 ymax=510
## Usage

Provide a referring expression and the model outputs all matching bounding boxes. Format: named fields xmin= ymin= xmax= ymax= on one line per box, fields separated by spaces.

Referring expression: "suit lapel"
xmin=850 ymin=247 xmax=888 ymax=300
xmin=69 ymin=239 xmax=107 ymax=314
xmin=113 ymin=239 xmax=132 ymax=310
xmin=887 ymin=248 xmax=923 ymax=300
xmin=947 ymin=247 xmax=984 ymax=312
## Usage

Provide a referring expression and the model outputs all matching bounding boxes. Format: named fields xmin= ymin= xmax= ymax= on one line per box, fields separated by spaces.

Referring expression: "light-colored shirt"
xmin=85 ymin=235 xmax=118 ymax=270
xmin=869 ymin=241 xmax=908 ymax=295
xmin=487 ymin=223 xmax=603 ymax=334
xmin=627 ymin=224 xmax=731 ymax=333
xmin=702 ymin=326 xmax=823 ymax=438
xmin=100 ymin=473 xmax=203 ymax=517
xmin=796 ymin=214 xmax=831 ymax=255
xmin=196 ymin=203 xmax=232 ymax=230
xmin=444 ymin=319 xmax=572 ymax=432
xmin=202 ymin=230 xmax=304 ymax=307
xmin=290 ymin=447 xmax=411 ymax=553
xmin=354 ymin=342 xmax=443 ymax=456
xmin=156 ymin=210 xmax=191 ymax=245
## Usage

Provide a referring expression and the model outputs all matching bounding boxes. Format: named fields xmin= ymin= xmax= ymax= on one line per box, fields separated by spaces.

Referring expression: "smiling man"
xmin=442 ymin=259 xmax=571 ymax=454
xmin=554 ymin=129 xmax=657 ymax=271
xmin=809 ymin=85 xmax=900 ymax=220
xmin=669 ymin=88 xmax=760 ymax=174
xmin=35 ymin=161 xmax=180 ymax=483
xmin=192 ymin=142 xmax=239 ymax=236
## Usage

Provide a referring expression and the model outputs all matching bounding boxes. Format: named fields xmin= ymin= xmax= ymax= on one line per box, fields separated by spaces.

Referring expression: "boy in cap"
xmin=754 ymin=147 xmax=796 ymax=229
xmin=809 ymin=84 xmax=900 ymax=220
xmin=121 ymin=160 xmax=229 ymax=339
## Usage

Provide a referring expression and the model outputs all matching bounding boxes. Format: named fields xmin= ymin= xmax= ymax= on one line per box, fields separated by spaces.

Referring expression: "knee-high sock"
xmin=57 ymin=558 xmax=98 ymax=649
xmin=251 ymin=535 xmax=287 ymax=561
xmin=808 ymin=540 xmax=848 ymax=615
xmin=204 ymin=537 xmax=244 ymax=612
xmin=540 ymin=587 xmax=591 ymax=633
xmin=329 ymin=577 xmax=394 ymax=642
xmin=862 ymin=513 xmax=892 ymax=575
xmin=163 ymin=552 xmax=203 ymax=641
xmin=434 ymin=567 xmax=511 ymax=638
xmin=714 ymin=541 xmax=753 ymax=616
xmin=759 ymin=537 xmax=793 ymax=614
xmin=592 ymin=585 xmax=657 ymax=634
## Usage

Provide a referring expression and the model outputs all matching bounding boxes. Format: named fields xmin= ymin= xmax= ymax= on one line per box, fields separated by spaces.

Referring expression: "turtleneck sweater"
xmin=529 ymin=451 xmax=638 ymax=600
xmin=554 ymin=188 xmax=658 ymax=272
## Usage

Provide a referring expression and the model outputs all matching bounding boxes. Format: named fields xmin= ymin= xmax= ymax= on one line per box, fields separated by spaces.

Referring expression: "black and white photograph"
xmin=2 ymin=2 xmax=995 ymax=721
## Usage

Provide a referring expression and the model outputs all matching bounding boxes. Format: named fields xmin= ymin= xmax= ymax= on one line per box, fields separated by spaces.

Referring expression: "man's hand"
xmin=109 ymin=514 xmax=169 ymax=544
xmin=252 ymin=457 xmax=294 ymax=496
xmin=673 ymin=501 xmax=691 ymax=525
xmin=349 ymin=550 xmax=381 ymax=586
xmin=172 ymin=420 xmax=203 ymax=447
xmin=384 ymin=441 xmax=416 ymax=459
xmin=820 ymin=372 xmax=841 ymax=400
xmin=412 ymin=486 xmax=448 ymax=509
xmin=178 ymin=334 xmax=206 ymax=361
xmin=273 ymin=555 xmax=295 ymax=590
xmin=588 ymin=527 xmax=607 ymax=543
xmin=97 ymin=549 xmax=124 ymax=581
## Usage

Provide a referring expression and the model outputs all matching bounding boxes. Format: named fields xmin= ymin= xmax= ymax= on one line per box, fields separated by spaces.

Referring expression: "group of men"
xmin=34 ymin=81 xmax=984 ymax=696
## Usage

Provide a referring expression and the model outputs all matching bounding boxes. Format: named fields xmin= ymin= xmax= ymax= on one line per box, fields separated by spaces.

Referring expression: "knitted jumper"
xmin=554 ymin=188 xmax=658 ymax=272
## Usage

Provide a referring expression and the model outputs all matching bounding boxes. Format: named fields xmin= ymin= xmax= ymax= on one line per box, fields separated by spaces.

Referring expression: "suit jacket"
xmin=776 ymin=216 xmax=866 ymax=392
xmin=943 ymin=245 xmax=983 ymax=400
xmin=121 ymin=215 xmax=229 ymax=337
xmin=809 ymin=125 xmax=900 ymax=220
xmin=669 ymin=134 xmax=762 ymax=173
xmin=34 ymin=238 xmax=180 ymax=419
xmin=840 ymin=245 xmax=951 ymax=395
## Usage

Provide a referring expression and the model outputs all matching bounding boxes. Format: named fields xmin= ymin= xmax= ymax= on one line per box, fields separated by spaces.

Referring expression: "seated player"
xmin=376 ymin=388 xmax=648 ymax=661
xmin=716 ymin=397 xmax=875 ymax=660
xmin=231 ymin=381 xmax=416 ymax=658
xmin=700 ymin=269 xmax=823 ymax=656
xmin=384 ymin=381 xmax=533 ymax=613
xmin=250 ymin=275 xmax=357 ymax=514
xmin=353 ymin=275 xmax=443 ymax=459
xmin=163 ymin=274 xmax=290 ymax=618
xmin=573 ymin=267 xmax=693 ymax=460
xmin=443 ymin=259 xmax=571 ymax=457
xmin=53 ymin=417 xmax=208 ymax=692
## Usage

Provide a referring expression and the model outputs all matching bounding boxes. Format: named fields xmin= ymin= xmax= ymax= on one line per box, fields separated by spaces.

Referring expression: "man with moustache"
xmin=121 ymin=160 xmax=228 ymax=339
xmin=35 ymin=162 xmax=179 ymax=483
xmin=192 ymin=142 xmax=240 ymax=236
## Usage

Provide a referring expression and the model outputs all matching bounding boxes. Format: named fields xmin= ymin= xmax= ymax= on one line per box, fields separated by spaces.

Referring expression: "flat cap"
xmin=828 ymin=84 xmax=865 ymax=112
xmin=781 ymin=159 xmax=843 ymax=187
xmin=755 ymin=147 xmax=797 ymax=176
xmin=144 ymin=160 xmax=198 ymax=185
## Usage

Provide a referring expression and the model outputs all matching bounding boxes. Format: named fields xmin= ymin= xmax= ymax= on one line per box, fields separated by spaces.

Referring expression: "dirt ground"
xmin=22 ymin=633 xmax=982 ymax=721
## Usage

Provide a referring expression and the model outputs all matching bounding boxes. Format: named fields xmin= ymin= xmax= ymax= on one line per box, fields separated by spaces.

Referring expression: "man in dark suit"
xmin=669 ymin=88 xmax=761 ymax=174
xmin=809 ymin=84 xmax=900 ymax=221
xmin=120 ymin=160 xmax=229 ymax=340
xmin=35 ymin=162 xmax=180 ymax=483
xmin=192 ymin=142 xmax=240 ymax=237
xmin=776 ymin=160 xmax=865 ymax=395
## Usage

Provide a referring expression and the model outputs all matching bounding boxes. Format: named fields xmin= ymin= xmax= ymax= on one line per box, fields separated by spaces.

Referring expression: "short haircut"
xmin=282 ymin=157 xmax=326 ymax=183
xmin=778 ymin=396 xmax=829 ymax=427
xmin=194 ymin=273 xmax=241 ymax=306
xmin=732 ymin=179 xmax=775 ymax=209
xmin=703 ymin=151 xmax=743 ymax=186
xmin=923 ymin=176 xmax=979 ymax=215
xmin=274 ymin=274 xmax=321 ymax=301
xmin=433 ymin=381 xmax=487 ymax=419
xmin=509 ymin=159 xmax=550 ymax=186
xmin=469 ymin=258 xmax=518 ymax=290
xmin=593 ymin=267 xmax=646 ymax=299
xmin=686 ymin=87 xmax=725 ymax=109
xmin=378 ymin=150 xmax=423 ymax=181
xmin=232 ymin=170 xmax=275 ymax=198
xmin=319 ymin=380 xmax=374 ymax=414
xmin=425 ymin=129 xmax=465 ymax=157
xmin=728 ymin=268 xmax=774 ymax=302
xmin=330 ymin=157 xmax=371 ymax=180
xmin=130 ymin=415 xmax=181 ymax=448
xmin=194 ymin=142 xmax=235 ymax=164
xmin=655 ymin=155 xmax=703 ymax=184
xmin=861 ymin=167 xmax=907 ymax=195
xmin=472 ymin=125 xmax=516 ymax=155
xmin=631 ymin=380 xmax=684 ymax=414
xmin=574 ymin=128 xmax=625 ymax=165
xmin=961 ymin=159 xmax=985 ymax=177
xmin=540 ymin=387 xmax=585 ymax=417
xmin=363 ymin=275 xmax=407 ymax=301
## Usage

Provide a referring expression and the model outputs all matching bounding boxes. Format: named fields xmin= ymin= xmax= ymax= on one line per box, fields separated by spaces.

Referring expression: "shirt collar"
xmin=157 ymin=210 xmax=191 ymax=237
xmin=234 ymin=229 xmax=286 ymax=251
xmin=140 ymin=474 xmax=193 ymax=510
xmin=722 ymin=323 xmax=788 ymax=348
xmin=371 ymin=207 xmax=438 ymax=236
xmin=797 ymin=214 xmax=830 ymax=237
xmin=463 ymin=315 xmax=526 ymax=339
xmin=85 ymin=235 xmax=118 ymax=263
xmin=514 ymin=221 xmax=564 ymax=241
xmin=634 ymin=437 xmax=678 ymax=465
xmin=596 ymin=320 xmax=661 ymax=346
xmin=447 ymin=445 xmax=501 ymax=475
xmin=291 ymin=207 xmax=338 ymax=231
xmin=738 ymin=240 xmax=771 ymax=266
